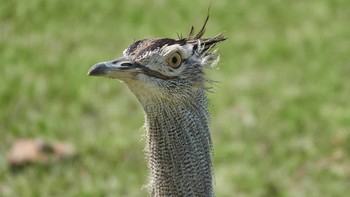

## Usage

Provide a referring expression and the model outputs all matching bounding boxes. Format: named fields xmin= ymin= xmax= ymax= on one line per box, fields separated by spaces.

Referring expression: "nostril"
xmin=121 ymin=62 xmax=133 ymax=67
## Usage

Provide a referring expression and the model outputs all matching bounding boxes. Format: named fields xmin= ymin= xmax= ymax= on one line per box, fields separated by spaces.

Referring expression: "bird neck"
xmin=141 ymin=90 xmax=214 ymax=196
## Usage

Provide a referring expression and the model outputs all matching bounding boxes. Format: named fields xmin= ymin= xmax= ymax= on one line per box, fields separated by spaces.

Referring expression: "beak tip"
xmin=87 ymin=63 xmax=107 ymax=77
xmin=87 ymin=69 xmax=94 ymax=76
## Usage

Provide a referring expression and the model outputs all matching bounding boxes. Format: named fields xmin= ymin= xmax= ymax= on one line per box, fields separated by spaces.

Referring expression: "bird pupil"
xmin=172 ymin=56 xmax=177 ymax=64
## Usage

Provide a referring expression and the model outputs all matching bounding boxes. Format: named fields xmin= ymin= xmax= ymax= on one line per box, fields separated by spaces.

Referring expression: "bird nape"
xmin=88 ymin=15 xmax=225 ymax=197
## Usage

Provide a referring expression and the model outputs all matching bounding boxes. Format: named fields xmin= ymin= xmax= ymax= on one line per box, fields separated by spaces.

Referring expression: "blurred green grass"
xmin=1 ymin=0 xmax=350 ymax=196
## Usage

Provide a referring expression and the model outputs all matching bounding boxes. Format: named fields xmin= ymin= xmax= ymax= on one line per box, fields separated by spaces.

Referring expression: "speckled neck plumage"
xmin=142 ymin=89 xmax=214 ymax=197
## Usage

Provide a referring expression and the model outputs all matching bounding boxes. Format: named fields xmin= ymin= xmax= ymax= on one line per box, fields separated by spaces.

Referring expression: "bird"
xmin=88 ymin=15 xmax=225 ymax=197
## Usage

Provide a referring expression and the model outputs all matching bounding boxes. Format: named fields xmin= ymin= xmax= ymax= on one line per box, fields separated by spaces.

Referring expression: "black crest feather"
xmin=125 ymin=14 xmax=226 ymax=58
xmin=186 ymin=14 xmax=226 ymax=51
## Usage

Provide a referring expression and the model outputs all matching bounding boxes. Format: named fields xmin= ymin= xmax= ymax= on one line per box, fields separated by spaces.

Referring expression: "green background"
xmin=1 ymin=0 xmax=349 ymax=196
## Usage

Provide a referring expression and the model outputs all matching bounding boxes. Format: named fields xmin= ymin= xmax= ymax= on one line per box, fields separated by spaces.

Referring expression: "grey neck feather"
xmin=140 ymin=89 xmax=214 ymax=197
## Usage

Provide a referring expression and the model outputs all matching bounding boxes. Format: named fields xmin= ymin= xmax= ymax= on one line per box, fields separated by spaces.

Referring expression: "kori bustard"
xmin=88 ymin=16 xmax=225 ymax=196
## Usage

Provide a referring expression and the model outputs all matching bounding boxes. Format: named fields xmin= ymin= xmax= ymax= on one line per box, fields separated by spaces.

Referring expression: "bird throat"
xmin=141 ymin=91 xmax=214 ymax=196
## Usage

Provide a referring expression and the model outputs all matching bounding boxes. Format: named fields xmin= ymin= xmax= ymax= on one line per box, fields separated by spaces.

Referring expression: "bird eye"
xmin=167 ymin=52 xmax=182 ymax=68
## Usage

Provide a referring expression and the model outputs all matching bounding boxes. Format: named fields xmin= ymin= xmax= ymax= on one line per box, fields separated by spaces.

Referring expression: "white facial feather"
xmin=160 ymin=44 xmax=192 ymax=59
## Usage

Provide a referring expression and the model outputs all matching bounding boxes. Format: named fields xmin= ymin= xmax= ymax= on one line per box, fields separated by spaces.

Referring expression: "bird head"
xmin=88 ymin=16 xmax=225 ymax=103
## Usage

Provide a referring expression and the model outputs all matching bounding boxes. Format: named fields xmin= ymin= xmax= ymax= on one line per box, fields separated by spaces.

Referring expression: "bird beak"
xmin=87 ymin=57 xmax=142 ymax=79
